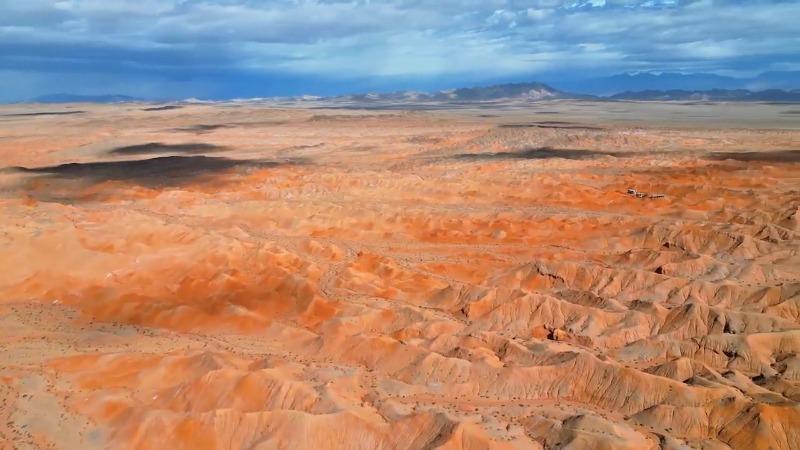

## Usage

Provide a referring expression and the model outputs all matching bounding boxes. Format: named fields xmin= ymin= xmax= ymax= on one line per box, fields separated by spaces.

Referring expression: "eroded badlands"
xmin=1 ymin=101 xmax=799 ymax=449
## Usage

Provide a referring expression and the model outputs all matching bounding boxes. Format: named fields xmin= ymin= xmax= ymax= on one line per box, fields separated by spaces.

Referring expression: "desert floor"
xmin=1 ymin=100 xmax=799 ymax=449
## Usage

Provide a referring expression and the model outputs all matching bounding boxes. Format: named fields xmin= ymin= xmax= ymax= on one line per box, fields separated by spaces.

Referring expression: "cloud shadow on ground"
xmin=1 ymin=111 xmax=85 ymax=117
xmin=11 ymin=155 xmax=287 ymax=186
xmin=142 ymin=105 xmax=183 ymax=111
xmin=171 ymin=124 xmax=234 ymax=133
xmin=706 ymin=150 xmax=800 ymax=163
xmin=453 ymin=146 xmax=622 ymax=161
xmin=108 ymin=142 xmax=227 ymax=156
xmin=6 ymin=155 xmax=305 ymax=202
xmin=499 ymin=122 xmax=604 ymax=131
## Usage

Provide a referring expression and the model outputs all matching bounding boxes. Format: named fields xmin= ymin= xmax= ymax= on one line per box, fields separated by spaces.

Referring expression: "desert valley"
xmin=1 ymin=99 xmax=799 ymax=449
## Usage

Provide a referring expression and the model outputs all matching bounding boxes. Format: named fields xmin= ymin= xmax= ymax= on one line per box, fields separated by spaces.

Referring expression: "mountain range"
xmin=329 ymin=83 xmax=800 ymax=104
xmin=547 ymin=71 xmax=800 ymax=95
xmin=26 ymin=71 xmax=800 ymax=104
xmin=610 ymin=88 xmax=800 ymax=102
xmin=333 ymin=82 xmax=576 ymax=103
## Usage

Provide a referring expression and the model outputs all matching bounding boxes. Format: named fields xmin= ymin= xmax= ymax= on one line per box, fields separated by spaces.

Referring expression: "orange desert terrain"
xmin=1 ymin=100 xmax=799 ymax=450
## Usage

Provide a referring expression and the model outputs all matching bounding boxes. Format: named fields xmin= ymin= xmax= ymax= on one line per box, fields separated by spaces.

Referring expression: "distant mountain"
xmin=610 ymin=89 xmax=800 ymax=102
xmin=747 ymin=71 xmax=800 ymax=91
xmin=32 ymin=93 xmax=141 ymax=104
xmin=30 ymin=77 xmax=800 ymax=105
xmin=334 ymin=82 xmax=574 ymax=103
xmin=433 ymin=82 xmax=567 ymax=101
xmin=552 ymin=72 xmax=739 ymax=95
xmin=549 ymin=71 xmax=800 ymax=96
xmin=315 ymin=82 xmax=800 ymax=104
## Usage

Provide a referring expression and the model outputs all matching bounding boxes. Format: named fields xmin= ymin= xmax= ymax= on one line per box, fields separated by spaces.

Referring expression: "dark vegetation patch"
xmin=108 ymin=142 xmax=226 ymax=156
xmin=454 ymin=146 xmax=622 ymax=161
xmin=2 ymin=111 xmax=85 ymax=117
xmin=142 ymin=105 xmax=183 ymax=111
xmin=706 ymin=150 xmax=800 ymax=163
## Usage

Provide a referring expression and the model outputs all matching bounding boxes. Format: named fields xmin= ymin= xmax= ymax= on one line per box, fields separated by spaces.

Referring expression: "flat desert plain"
xmin=1 ymin=101 xmax=799 ymax=450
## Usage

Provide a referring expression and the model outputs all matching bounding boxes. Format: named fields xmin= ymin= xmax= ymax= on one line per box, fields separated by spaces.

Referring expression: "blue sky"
xmin=1 ymin=0 xmax=799 ymax=101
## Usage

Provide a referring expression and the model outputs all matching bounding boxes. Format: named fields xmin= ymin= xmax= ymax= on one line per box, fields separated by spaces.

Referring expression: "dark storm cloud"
xmin=0 ymin=0 xmax=798 ymax=101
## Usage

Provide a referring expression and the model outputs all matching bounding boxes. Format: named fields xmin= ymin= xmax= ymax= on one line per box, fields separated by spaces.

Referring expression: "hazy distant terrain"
xmin=548 ymin=71 xmax=800 ymax=95
xmin=20 ymin=71 xmax=800 ymax=105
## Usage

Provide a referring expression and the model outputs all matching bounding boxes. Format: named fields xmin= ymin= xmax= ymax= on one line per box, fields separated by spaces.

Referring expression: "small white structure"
xmin=627 ymin=187 xmax=665 ymax=199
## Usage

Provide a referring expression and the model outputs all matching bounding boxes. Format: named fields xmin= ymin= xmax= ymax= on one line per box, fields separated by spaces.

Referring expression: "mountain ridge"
xmin=610 ymin=88 xmax=800 ymax=102
xmin=548 ymin=70 xmax=800 ymax=95
xmin=25 ymin=77 xmax=800 ymax=104
xmin=325 ymin=83 xmax=800 ymax=104
xmin=334 ymin=82 xmax=572 ymax=103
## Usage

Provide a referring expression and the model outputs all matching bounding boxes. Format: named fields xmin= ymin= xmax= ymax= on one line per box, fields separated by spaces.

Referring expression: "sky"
xmin=1 ymin=0 xmax=799 ymax=102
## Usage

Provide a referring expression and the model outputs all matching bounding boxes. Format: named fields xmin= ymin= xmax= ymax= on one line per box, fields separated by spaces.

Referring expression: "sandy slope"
xmin=0 ymin=101 xmax=799 ymax=449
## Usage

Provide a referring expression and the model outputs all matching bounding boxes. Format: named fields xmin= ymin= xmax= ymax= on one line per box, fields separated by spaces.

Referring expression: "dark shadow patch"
xmin=454 ymin=147 xmax=621 ymax=161
xmin=283 ymin=143 xmax=324 ymax=150
xmin=2 ymin=111 xmax=85 ymax=117
xmin=781 ymin=110 xmax=800 ymax=115
xmin=230 ymin=120 xmax=288 ymax=127
xmin=171 ymin=124 xmax=233 ymax=133
xmin=6 ymin=156 xmax=306 ymax=203
xmin=706 ymin=150 xmax=800 ymax=163
xmin=9 ymin=156 xmax=281 ymax=186
xmin=499 ymin=122 xmax=603 ymax=130
xmin=142 ymin=105 xmax=183 ymax=111
xmin=108 ymin=142 xmax=226 ymax=156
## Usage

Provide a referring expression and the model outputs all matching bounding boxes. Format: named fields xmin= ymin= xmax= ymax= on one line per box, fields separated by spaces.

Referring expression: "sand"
xmin=0 ymin=100 xmax=799 ymax=449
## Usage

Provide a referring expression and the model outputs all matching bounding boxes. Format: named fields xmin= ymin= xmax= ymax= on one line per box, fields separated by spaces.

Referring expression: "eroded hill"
xmin=0 ymin=101 xmax=799 ymax=449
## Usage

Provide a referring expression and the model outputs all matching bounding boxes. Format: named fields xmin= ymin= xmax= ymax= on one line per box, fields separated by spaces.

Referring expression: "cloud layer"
xmin=1 ymin=0 xmax=798 ymax=101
